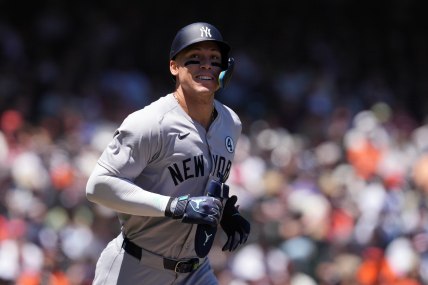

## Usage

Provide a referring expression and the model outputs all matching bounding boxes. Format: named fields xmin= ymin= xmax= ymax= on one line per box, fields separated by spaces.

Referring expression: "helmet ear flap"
xmin=219 ymin=58 xmax=234 ymax=89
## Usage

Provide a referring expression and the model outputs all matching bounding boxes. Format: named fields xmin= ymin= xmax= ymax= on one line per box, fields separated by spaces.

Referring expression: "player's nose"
xmin=199 ymin=58 xmax=213 ymax=69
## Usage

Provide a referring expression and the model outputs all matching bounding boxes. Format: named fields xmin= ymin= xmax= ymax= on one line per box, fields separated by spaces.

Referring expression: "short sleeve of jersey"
xmin=97 ymin=110 xmax=161 ymax=180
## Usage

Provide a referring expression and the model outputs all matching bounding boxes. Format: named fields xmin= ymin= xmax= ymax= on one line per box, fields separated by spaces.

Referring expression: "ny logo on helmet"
xmin=200 ymin=27 xmax=212 ymax=38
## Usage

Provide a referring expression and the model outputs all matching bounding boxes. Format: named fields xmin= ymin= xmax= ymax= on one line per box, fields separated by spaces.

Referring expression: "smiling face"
xmin=170 ymin=41 xmax=223 ymax=96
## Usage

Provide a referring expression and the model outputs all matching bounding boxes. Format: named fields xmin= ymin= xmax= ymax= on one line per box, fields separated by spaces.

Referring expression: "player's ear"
xmin=170 ymin=60 xmax=179 ymax=77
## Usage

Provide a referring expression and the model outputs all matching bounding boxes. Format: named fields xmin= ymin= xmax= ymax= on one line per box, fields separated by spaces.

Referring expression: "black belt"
xmin=122 ymin=238 xmax=200 ymax=273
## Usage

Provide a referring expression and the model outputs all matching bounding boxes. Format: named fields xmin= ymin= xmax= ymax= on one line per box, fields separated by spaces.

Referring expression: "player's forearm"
xmin=86 ymin=164 xmax=170 ymax=216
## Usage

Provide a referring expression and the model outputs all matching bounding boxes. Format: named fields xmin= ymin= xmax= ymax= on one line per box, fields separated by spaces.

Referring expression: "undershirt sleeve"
xmin=86 ymin=163 xmax=170 ymax=216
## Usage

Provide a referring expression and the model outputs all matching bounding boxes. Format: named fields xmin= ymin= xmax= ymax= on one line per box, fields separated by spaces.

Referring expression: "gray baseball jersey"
xmin=97 ymin=92 xmax=241 ymax=259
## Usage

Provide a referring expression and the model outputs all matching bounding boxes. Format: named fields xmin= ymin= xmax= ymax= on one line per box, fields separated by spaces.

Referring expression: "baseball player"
xmin=86 ymin=22 xmax=250 ymax=284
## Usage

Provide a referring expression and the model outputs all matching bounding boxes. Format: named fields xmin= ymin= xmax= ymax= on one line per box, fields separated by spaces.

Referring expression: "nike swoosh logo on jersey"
xmin=178 ymin=132 xmax=190 ymax=140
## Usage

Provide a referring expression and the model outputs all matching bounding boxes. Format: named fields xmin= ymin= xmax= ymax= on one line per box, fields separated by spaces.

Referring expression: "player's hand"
xmin=165 ymin=195 xmax=222 ymax=227
xmin=220 ymin=195 xmax=250 ymax=251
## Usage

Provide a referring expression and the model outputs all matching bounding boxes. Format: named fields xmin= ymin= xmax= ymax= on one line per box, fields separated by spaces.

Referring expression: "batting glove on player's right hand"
xmin=220 ymin=195 xmax=250 ymax=252
xmin=165 ymin=195 xmax=222 ymax=227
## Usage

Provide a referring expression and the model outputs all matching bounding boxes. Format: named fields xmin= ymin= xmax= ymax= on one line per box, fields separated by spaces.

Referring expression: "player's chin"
xmin=194 ymin=80 xmax=219 ymax=92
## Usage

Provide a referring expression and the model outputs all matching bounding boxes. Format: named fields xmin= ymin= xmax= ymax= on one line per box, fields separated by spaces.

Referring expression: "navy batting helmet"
xmin=170 ymin=22 xmax=231 ymax=69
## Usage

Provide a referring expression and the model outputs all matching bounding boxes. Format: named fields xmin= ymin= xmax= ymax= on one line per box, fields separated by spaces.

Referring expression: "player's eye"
xmin=211 ymin=55 xmax=222 ymax=67
xmin=184 ymin=54 xmax=200 ymax=66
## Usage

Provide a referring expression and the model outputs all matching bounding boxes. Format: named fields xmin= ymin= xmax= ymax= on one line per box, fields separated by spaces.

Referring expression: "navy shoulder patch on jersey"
xmin=225 ymin=136 xmax=234 ymax=153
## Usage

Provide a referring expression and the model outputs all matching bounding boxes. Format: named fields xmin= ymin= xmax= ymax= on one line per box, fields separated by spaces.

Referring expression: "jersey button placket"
xmin=206 ymin=134 xmax=214 ymax=175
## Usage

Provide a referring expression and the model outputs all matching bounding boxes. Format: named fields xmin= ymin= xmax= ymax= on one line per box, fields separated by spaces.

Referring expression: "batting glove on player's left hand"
xmin=165 ymin=195 xmax=222 ymax=227
xmin=220 ymin=195 xmax=250 ymax=251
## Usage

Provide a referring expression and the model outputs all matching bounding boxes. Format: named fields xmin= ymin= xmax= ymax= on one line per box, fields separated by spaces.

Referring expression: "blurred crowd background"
xmin=1 ymin=0 xmax=428 ymax=284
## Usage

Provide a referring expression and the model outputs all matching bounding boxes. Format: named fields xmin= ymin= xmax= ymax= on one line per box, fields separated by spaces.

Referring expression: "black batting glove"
xmin=165 ymin=195 xmax=222 ymax=227
xmin=220 ymin=195 xmax=250 ymax=252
